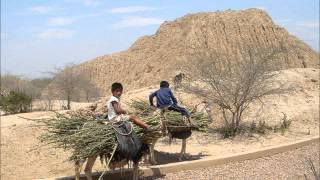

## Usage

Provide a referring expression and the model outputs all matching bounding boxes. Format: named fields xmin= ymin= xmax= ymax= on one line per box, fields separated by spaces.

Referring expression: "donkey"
xmin=74 ymin=155 xmax=140 ymax=180
xmin=148 ymin=138 xmax=187 ymax=165
xmin=147 ymin=72 xmax=190 ymax=164
xmin=74 ymin=115 xmax=149 ymax=180
xmin=147 ymin=101 xmax=209 ymax=165
xmin=147 ymin=108 xmax=191 ymax=165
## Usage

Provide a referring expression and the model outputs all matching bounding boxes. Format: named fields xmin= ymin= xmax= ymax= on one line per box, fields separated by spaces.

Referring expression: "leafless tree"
xmin=1 ymin=74 xmax=25 ymax=92
xmin=1 ymin=74 xmax=55 ymax=111
xmin=50 ymin=64 xmax=80 ymax=110
xmin=78 ymin=68 xmax=101 ymax=102
xmin=30 ymin=77 xmax=54 ymax=110
xmin=182 ymin=44 xmax=291 ymax=136
xmin=1 ymin=74 xmax=37 ymax=110
xmin=50 ymin=63 xmax=101 ymax=109
xmin=40 ymin=87 xmax=55 ymax=110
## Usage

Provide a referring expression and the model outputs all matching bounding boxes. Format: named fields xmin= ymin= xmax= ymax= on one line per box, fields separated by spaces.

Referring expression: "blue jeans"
xmin=168 ymin=104 xmax=190 ymax=118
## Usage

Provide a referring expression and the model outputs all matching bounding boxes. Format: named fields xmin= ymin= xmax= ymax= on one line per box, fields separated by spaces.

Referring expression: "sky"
xmin=1 ymin=0 xmax=319 ymax=78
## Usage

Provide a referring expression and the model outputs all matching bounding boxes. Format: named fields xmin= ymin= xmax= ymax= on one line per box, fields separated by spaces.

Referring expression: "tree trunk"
xmin=233 ymin=106 xmax=242 ymax=133
xmin=231 ymin=112 xmax=236 ymax=134
xmin=86 ymin=91 xmax=89 ymax=102
xmin=67 ymin=94 xmax=71 ymax=110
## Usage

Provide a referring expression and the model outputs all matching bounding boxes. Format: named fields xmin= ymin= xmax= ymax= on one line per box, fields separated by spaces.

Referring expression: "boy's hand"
xmin=151 ymin=105 xmax=157 ymax=111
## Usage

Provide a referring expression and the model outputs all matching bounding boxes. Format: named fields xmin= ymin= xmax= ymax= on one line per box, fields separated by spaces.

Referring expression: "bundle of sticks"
xmin=34 ymin=99 xmax=210 ymax=162
xmin=129 ymin=99 xmax=210 ymax=131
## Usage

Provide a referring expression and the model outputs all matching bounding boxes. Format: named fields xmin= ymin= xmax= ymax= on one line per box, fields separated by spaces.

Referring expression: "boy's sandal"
xmin=144 ymin=125 xmax=161 ymax=133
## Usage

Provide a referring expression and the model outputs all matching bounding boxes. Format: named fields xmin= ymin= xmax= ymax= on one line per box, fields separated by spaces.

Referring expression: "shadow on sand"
xmin=56 ymin=150 xmax=208 ymax=180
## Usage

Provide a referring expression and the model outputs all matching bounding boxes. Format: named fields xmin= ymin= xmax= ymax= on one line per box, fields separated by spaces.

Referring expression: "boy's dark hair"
xmin=160 ymin=81 xmax=169 ymax=88
xmin=111 ymin=82 xmax=123 ymax=91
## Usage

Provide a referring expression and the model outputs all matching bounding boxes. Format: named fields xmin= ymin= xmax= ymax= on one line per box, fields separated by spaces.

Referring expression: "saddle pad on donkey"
xmin=113 ymin=121 xmax=148 ymax=163
xmin=170 ymin=130 xmax=192 ymax=139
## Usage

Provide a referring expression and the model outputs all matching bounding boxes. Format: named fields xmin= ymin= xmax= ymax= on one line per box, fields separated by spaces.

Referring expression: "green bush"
xmin=0 ymin=91 xmax=32 ymax=114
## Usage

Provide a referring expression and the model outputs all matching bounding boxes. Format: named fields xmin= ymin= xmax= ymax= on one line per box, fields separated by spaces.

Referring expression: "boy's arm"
xmin=169 ymin=90 xmax=178 ymax=105
xmin=149 ymin=92 xmax=156 ymax=107
xmin=111 ymin=101 xmax=127 ymax=114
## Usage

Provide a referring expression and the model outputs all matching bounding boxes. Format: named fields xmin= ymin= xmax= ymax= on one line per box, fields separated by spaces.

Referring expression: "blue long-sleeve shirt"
xmin=149 ymin=87 xmax=177 ymax=108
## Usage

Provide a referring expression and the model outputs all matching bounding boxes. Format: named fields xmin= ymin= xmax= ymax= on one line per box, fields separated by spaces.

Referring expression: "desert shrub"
xmin=0 ymin=91 xmax=32 ymax=114
xmin=218 ymin=113 xmax=293 ymax=138
xmin=248 ymin=120 xmax=273 ymax=135
xmin=219 ymin=126 xmax=237 ymax=138
xmin=279 ymin=113 xmax=291 ymax=130
xmin=273 ymin=113 xmax=292 ymax=134
xmin=181 ymin=36 xmax=295 ymax=137
xmin=246 ymin=113 xmax=292 ymax=137
xmin=183 ymin=50 xmax=290 ymax=136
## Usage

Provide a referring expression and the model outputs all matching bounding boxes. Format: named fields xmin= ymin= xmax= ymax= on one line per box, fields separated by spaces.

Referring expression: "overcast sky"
xmin=1 ymin=0 xmax=319 ymax=78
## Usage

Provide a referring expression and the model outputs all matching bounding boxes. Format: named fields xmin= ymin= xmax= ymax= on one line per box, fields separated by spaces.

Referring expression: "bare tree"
xmin=1 ymin=74 xmax=25 ymax=92
xmin=50 ymin=64 xmax=80 ymax=110
xmin=30 ymin=77 xmax=53 ymax=98
xmin=30 ymin=77 xmax=54 ymax=111
xmin=40 ymin=87 xmax=55 ymax=110
xmin=1 ymin=73 xmax=56 ymax=111
xmin=182 ymin=45 xmax=291 ymax=136
xmin=51 ymin=64 xmax=101 ymax=109
xmin=1 ymin=74 xmax=37 ymax=110
xmin=78 ymin=68 xmax=101 ymax=102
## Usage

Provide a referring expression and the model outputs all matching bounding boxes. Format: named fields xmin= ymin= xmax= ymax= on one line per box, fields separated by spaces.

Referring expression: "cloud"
xmin=77 ymin=6 xmax=156 ymax=18
xmin=113 ymin=16 xmax=164 ymax=28
xmin=110 ymin=6 xmax=156 ymax=13
xmin=29 ymin=6 xmax=54 ymax=14
xmin=65 ymin=0 xmax=100 ymax=7
xmin=48 ymin=17 xmax=74 ymax=26
xmin=38 ymin=29 xmax=75 ymax=39
xmin=25 ymin=5 xmax=67 ymax=15
xmin=80 ymin=12 xmax=103 ymax=18
xmin=83 ymin=0 xmax=100 ymax=7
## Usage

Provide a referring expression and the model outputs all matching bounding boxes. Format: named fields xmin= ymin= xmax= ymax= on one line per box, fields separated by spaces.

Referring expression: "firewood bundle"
xmin=34 ymin=99 xmax=210 ymax=162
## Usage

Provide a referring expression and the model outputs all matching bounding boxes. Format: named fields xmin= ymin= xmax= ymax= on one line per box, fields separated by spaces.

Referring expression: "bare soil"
xmin=147 ymin=142 xmax=320 ymax=180
xmin=1 ymin=68 xmax=319 ymax=180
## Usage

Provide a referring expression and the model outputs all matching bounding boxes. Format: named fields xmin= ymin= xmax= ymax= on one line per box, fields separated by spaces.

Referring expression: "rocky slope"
xmin=76 ymin=8 xmax=319 ymax=94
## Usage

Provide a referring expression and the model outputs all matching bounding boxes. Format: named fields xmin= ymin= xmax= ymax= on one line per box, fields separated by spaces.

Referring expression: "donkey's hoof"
xmin=150 ymin=161 xmax=158 ymax=165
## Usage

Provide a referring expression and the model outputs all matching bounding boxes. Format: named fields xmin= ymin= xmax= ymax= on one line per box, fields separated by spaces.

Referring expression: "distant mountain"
xmin=74 ymin=8 xmax=319 ymax=94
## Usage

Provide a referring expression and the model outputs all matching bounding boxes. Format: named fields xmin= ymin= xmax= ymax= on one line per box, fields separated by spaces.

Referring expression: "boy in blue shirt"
xmin=149 ymin=81 xmax=191 ymax=119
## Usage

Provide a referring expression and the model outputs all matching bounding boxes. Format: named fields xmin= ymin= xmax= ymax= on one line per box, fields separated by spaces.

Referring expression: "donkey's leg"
xmin=132 ymin=162 xmax=139 ymax=180
xmin=168 ymin=133 xmax=172 ymax=145
xmin=84 ymin=155 xmax=97 ymax=180
xmin=181 ymin=139 xmax=186 ymax=154
xmin=75 ymin=160 xmax=82 ymax=180
xmin=179 ymin=139 xmax=187 ymax=160
xmin=143 ymin=152 xmax=150 ymax=165
xmin=149 ymin=140 xmax=158 ymax=165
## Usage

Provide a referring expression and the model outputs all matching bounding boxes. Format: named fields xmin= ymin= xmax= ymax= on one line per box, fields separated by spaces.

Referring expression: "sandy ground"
xmin=0 ymin=100 xmax=93 ymax=116
xmin=0 ymin=68 xmax=319 ymax=180
xmin=146 ymin=142 xmax=320 ymax=180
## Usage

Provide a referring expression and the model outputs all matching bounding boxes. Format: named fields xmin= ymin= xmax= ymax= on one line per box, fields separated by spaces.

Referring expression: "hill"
xmin=75 ymin=8 xmax=319 ymax=94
